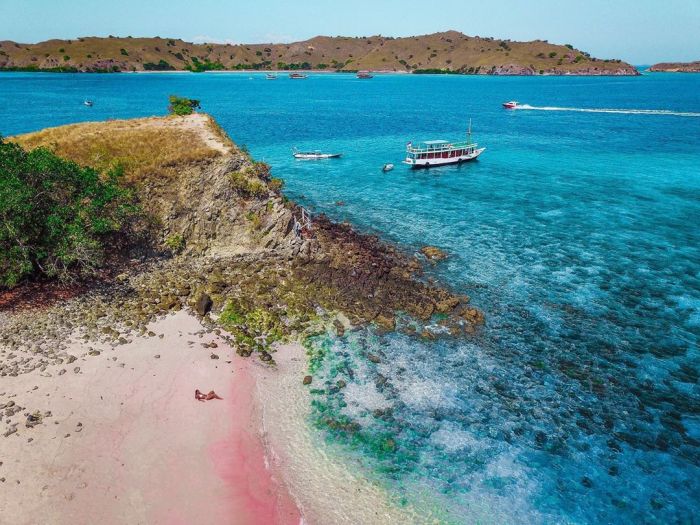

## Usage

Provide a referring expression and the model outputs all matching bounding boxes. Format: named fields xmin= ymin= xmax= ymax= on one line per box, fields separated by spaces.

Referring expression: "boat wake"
xmin=516 ymin=104 xmax=700 ymax=117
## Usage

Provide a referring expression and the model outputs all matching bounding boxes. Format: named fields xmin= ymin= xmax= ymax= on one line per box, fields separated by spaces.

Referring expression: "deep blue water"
xmin=2 ymin=71 xmax=699 ymax=524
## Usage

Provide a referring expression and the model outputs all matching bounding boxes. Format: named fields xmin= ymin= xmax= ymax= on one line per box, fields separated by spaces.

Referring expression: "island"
xmin=0 ymin=30 xmax=638 ymax=75
xmin=648 ymin=60 xmax=700 ymax=72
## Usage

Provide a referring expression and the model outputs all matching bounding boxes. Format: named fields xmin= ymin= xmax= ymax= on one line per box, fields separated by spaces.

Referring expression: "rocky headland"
xmin=0 ymin=113 xmax=481 ymax=524
xmin=648 ymin=60 xmax=700 ymax=72
xmin=0 ymin=31 xmax=638 ymax=75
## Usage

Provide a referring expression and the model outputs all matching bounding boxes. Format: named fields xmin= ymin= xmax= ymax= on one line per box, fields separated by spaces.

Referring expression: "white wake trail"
xmin=516 ymin=104 xmax=700 ymax=117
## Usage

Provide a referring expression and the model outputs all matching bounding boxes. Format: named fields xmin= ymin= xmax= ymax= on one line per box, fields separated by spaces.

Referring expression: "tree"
xmin=0 ymin=138 xmax=138 ymax=287
xmin=168 ymin=95 xmax=201 ymax=116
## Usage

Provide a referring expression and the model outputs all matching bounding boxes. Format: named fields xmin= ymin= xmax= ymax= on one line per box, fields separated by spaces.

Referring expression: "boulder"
xmin=194 ymin=292 xmax=213 ymax=316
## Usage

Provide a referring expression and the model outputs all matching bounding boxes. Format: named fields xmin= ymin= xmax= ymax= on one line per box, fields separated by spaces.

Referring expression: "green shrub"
xmin=574 ymin=55 xmax=584 ymax=63
xmin=168 ymin=95 xmax=201 ymax=116
xmin=63 ymin=55 xmax=70 ymax=61
xmin=164 ymin=234 xmax=185 ymax=253
xmin=549 ymin=52 xmax=557 ymax=58
xmin=0 ymin=138 xmax=139 ymax=287
xmin=120 ymin=48 xmax=129 ymax=56
xmin=144 ymin=59 xmax=174 ymax=71
xmin=565 ymin=44 xmax=574 ymax=50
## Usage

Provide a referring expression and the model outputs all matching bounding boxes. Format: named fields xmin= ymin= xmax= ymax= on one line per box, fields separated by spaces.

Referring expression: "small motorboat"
xmin=357 ymin=71 xmax=374 ymax=79
xmin=293 ymin=149 xmax=341 ymax=159
xmin=502 ymin=101 xmax=519 ymax=109
xmin=289 ymin=72 xmax=308 ymax=79
xmin=382 ymin=163 xmax=394 ymax=172
xmin=266 ymin=73 xmax=278 ymax=80
xmin=83 ymin=100 xmax=94 ymax=107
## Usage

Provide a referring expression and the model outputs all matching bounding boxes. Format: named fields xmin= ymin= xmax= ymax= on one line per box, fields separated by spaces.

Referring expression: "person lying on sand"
xmin=195 ymin=389 xmax=223 ymax=401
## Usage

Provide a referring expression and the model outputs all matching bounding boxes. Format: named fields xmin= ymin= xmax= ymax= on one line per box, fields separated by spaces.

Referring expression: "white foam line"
xmin=516 ymin=104 xmax=700 ymax=117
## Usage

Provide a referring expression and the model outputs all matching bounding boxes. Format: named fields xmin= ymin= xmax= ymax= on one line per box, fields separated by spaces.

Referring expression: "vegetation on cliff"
xmin=0 ymin=31 xmax=638 ymax=75
xmin=0 ymin=138 xmax=139 ymax=287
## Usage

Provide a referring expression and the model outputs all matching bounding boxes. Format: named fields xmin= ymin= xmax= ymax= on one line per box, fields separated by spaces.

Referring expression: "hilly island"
xmin=0 ymin=30 xmax=638 ymax=75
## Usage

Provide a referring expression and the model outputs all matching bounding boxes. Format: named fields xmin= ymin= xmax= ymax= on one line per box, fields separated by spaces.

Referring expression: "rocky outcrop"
xmin=648 ymin=61 xmax=700 ymax=72
xmin=2 ymin=114 xmax=482 ymax=364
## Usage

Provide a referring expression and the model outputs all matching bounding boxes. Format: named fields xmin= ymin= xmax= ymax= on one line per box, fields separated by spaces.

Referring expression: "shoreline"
xmin=0 ymin=311 xmax=301 ymax=525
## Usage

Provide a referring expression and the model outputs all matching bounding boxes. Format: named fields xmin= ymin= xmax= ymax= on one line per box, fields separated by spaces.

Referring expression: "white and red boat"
xmin=403 ymin=121 xmax=485 ymax=168
xmin=289 ymin=72 xmax=308 ymax=79
xmin=357 ymin=71 xmax=374 ymax=79
xmin=502 ymin=101 xmax=519 ymax=109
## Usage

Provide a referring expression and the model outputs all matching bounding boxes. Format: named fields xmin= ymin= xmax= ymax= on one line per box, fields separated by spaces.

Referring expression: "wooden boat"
xmin=289 ymin=72 xmax=308 ymax=79
xmin=403 ymin=120 xmax=485 ymax=168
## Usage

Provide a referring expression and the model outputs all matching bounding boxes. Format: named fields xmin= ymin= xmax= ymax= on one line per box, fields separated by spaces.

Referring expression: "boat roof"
xmin=422 ymin=140 xmax=450 ymax=145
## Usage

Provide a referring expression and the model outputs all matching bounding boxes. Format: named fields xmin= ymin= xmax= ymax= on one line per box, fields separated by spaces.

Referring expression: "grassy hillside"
xmin=0 ymin=31 xmax=638 ymax=75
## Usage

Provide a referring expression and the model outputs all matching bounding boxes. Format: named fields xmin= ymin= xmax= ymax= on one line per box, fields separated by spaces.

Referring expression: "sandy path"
xmin=0 ymin=311 xmax=299 ymax=525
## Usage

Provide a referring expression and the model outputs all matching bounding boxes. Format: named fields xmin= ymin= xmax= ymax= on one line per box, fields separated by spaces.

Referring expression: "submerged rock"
xmin=420 ymin=246 xmax=448 ymax=261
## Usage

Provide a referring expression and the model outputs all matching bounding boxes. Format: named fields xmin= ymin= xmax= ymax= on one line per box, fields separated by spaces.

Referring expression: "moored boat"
xmin=382 ymin=163 xmax=394 ymax=172
xmin=266 ymin=73 xmax=278 ymax=80
xmin=357 ymin=71 xmax=374 ymax=79
xmin=289 ymin=72 xmax=308 ymax=79
xmin=502 ymin=101 xmax=519 ymax=109
xmin=403 ymin=121 xmax=485 ymax=168
xmin=293 ymin=149 xmax=341 ymax=159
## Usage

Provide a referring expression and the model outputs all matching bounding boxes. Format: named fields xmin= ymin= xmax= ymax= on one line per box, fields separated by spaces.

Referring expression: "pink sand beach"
xmin=0 ymin=311 xmax=300 ymax=525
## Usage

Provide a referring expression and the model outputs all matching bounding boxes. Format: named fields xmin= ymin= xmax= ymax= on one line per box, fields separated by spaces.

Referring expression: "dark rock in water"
xmin=534 ymin=431 xmax=547 ymax=447
xmin=303 ymin=375 xmax=312 ymax=385
xmin=367 ymin=353 xmax=381 ymax=364
xmin=336 ymin=379 xmax=346 ymax=389
xmin=608 ymin=465 xmax=619 ymax=476
xmin=194 ymin=293 xmax=213 ymax=316
xmin=260 ymin=352 xmax=272 ymax=362
xmin=581 ymin=476 xmax=593 ymax=488
xmin=333 ymin=320 xmax=345 ymax=337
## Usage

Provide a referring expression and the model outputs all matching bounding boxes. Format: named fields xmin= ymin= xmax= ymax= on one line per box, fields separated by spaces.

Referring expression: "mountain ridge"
xmin=0 ymin=31 xmax=638 ymax=75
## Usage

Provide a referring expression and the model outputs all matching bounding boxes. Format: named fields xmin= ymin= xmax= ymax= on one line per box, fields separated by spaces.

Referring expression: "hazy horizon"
xmin=2 ymin=0 xmax=699 ymax=64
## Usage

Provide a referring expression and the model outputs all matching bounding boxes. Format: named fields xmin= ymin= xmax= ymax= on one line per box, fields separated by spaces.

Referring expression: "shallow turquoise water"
xmin=2 ymin=71 xmax=699 ymax=523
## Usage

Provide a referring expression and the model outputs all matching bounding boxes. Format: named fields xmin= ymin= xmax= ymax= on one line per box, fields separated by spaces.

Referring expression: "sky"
xmin=1 ymin=0 xmax=699 ymax=64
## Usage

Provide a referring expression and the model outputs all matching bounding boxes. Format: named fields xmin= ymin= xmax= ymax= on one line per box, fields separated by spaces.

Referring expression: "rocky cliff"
xmin=0 ymin=31 xmax=638 ymax=75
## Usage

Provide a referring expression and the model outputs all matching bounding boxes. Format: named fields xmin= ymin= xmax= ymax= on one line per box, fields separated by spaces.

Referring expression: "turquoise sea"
xmin=2 ymin=71 xmax=699 ymax=523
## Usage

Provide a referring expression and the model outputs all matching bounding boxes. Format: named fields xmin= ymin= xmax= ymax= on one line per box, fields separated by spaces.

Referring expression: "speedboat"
xmin=502 ymin=101 xmax=519 ymax=109
xmin=83 ymin=100 xmax=94 ymax=107
xmin=382 ymin=163 xmax=394 ymax=172
xmin=403 ymin=120 xmax=485 ymax=169
xmin=293 ymin=149 xmax=341 ymax=159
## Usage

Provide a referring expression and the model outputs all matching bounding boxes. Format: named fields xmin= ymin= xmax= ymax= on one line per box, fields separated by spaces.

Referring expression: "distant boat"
xmin=289 ymin=72 xmax=308 ymax=79
xmin=502 ymin=101 xmax=519 ymax=109
xmin=293 ymin=148 xmax=341 ymax=159
xmin=266 ymin=73 xmax=278 ymax=80
xmin=83 ymin=100 xmax=94 ymax=107
xmin=357 ymin=71 xmax=374 ymax=79
xmin=403 ymin=119 xmax=485 ymax=168
xmin=382 ymin=163 xmax=394 ymax=172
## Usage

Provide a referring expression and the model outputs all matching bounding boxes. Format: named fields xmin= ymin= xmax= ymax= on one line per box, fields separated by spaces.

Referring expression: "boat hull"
xmin=403 ymin=147 xmax=485 ymax=168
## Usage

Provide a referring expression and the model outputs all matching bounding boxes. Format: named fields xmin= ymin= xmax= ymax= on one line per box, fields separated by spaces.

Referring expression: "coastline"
xmin=0 ymin=311 xmax=301 ymax=525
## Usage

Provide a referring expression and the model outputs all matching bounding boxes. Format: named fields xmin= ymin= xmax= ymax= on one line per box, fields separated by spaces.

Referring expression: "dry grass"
xmin=11 ymin=114 xmax=228 ymax=183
